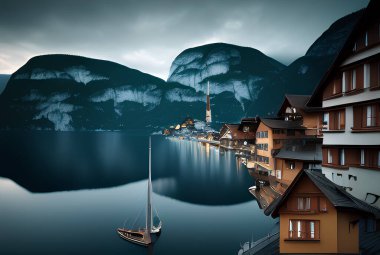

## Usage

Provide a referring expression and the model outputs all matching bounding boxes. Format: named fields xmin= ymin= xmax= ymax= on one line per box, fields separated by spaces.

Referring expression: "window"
xmin=361 ymin=149 xmax=365 ymax=166
xmin=328 ymin=149 xmax=332 ymax=164
xmin=342 ymin=72 xmax=346 ymax=93
xmin=288 ymin=220 xmax=320 ymax=240
xmin=297 ymin=197 xmax=311 ymax=211
xmin=274 ymin=139 xmax=281 ymax=145
xmin=323 ymin=113 xmax=329 ymax=129
xmin=328 ymin=109 xmax=345 ymax=130
xmin=340 ymin=149 xmax=345 ymax=166
xmin=243 ymin=126 xmax=249 ymax=132
xmin=365 ymin=31 xmax=368 ymax=47
xmin=351 ymin=69 xmax=356 ymax=90
xmin=263 ymin=131 xmax=268 ymax=138
xmin=319 ymin=197 xmax=327 ymax=212
xmin=288 ymin=161 xmax=295 ymax=170
xmin=364 ymin=64 xmax=370 ymax=89
xmin=367 ymin=105 xmax=376 ymax=127
xmin=310 ymin=221 xmax=315 ymax=239
xmin=287 ymin=129 xmax=295 ymax=136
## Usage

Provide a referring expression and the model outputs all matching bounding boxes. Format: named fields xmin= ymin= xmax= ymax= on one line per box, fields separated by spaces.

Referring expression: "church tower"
xmin=206 ymin=81 xmax=212 ymax=123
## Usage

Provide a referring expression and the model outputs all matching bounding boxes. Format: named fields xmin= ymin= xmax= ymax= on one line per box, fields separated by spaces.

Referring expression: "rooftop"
xmin=260 ymin=118 xmax=305 ymax=130
xmin=266 ymin=170 xmax=380 ymax=218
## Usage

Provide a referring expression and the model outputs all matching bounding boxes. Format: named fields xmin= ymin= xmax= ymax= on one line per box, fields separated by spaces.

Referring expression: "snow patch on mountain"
xmin=65 ymin=66 xmax=108 ymax=84
xmin=14 ymin=66 xmax=108 ymax=85
xmin=33 ymin=93 xmax=75 ymax=131
xmin=90 ymin=84 xmax=162 ymax=110
xmin=168 ymin=48 xmax=240 ymax=88
xmin=165 ymin=88 xmax=204 ymax=103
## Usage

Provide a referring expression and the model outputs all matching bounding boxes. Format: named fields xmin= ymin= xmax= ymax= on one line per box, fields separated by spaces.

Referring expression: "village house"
xmin=307 ymin=0 xmax=380 ymax=208
xmin=265 ymin=169 xmax=380 ymax=254
xmin=219 ymin=117 xmax=259 ymax=150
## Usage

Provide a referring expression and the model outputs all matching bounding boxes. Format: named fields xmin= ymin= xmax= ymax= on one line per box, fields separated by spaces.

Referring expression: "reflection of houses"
xmin=219 ymin=117 xmax=259 ymax=151
xmin=265 ymin=170 xmax=380 ymax=254
xmin=307 ymin=0 xmax=380 ymax=208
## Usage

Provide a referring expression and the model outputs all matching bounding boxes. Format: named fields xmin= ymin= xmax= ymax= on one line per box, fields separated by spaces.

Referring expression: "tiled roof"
xmin=266 ymin=170 xmax=380 ymax=218
xmin=260 ymin=118 xmax=305 ymax=129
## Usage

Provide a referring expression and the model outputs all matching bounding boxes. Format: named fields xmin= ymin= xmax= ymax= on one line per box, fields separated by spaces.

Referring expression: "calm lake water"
xmin=0 ymin=132 xmax=275 ymax=255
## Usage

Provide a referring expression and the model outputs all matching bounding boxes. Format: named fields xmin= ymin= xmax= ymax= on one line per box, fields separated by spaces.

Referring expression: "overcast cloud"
xmin=0 ymin=0 xmax=369 ymax=79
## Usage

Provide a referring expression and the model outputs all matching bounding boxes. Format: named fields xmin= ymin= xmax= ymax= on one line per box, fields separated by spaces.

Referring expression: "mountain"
xmin=0 ymin=54 xmax=208 ymax=132
xmin=168 ymin=43 xmax=285 ymax=114
xmin=0 ymin=11 xmax=363 ymax=132
xmin=275 ymin=10 xmax=363 ymax=96
xmin=0 ymin=74 xmax=10 ymax=94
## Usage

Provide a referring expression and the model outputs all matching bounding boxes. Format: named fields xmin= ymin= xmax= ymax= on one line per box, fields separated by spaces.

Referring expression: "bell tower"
xmin=206 ymin=81 xmax=212 ymax=123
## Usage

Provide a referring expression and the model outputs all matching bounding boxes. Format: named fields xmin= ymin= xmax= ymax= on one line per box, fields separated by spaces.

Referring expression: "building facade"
xmin=308 ymin=1 xmax=380 ymax=208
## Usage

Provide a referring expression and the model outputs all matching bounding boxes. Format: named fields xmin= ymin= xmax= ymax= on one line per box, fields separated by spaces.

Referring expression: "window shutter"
xmin=356 ymin=65 xmax=364 ymax=89
xmin=370 ymin=61 xmax=379 ymax=88
xmin=329 ymin=111 xmax=336 ymax=130
xmin=332 ymin=148 xmax=339 ymax=165
xmin=353 ymin=106 xmax=362 ymax=129
xmin=340 ymin=109 xmax=345 ymax=129
xmin=322 ymin=148 xmax=327 ymax=164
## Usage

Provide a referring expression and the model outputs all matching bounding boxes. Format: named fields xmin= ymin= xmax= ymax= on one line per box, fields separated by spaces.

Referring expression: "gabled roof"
xmin=266 ymin=170 xmax=380 ymax=218
xmin=220 ymin=123 xmax=254 ymax=140
xmin=308 ymin=0 xmax=379 ymax=107
xmin=260 ymin=118 xmax=305 ymax=130
xmin=277 ymin=95 xmax=311 ymax=116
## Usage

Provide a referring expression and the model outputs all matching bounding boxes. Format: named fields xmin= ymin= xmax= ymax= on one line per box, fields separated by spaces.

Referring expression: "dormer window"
xmin=297 ymin=197 xmax=311 ymax=211
xmin=243 ymin=126 xmax=249 ymax=132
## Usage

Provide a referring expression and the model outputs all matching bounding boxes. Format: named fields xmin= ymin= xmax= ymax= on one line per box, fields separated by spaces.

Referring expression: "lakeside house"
xmin=307 ymin=0 xmax=380 ymax=208
xmin=243 ymin=1 xmax=380 ymax=254
xmin=249 ymin=94 xmax=323 ymax=207
xmin=265 ymin=169 xmax=380 ymax=254
xmin=219 ymin=117 xmax=259 ymax=151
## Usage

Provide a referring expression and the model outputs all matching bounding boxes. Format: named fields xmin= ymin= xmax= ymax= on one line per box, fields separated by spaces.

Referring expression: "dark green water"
xmin=0 ymin=132 xmax=274 ymax=255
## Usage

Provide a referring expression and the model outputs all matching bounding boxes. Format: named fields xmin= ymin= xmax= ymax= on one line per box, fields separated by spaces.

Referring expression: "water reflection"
xmin=0 ymin=132 xmax=254 ymax=205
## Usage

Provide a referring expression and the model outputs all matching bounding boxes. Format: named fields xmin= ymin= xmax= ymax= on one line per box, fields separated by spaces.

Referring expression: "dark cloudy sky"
xmin=0 ymin=0 xmax=369 ymax=79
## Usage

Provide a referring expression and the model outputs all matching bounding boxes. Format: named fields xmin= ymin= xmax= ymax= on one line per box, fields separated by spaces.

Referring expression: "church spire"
xmin=206 ymin=81 xmax=212 ymax=123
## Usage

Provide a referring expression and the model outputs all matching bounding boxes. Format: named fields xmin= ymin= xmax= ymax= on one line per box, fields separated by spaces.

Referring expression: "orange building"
xmin=266 ymin=170 xmax=380 ymax=254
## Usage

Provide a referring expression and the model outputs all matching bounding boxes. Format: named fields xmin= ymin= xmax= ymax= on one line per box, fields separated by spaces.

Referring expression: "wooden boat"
xmin=117 ymin=137 xmax=162 ymax=246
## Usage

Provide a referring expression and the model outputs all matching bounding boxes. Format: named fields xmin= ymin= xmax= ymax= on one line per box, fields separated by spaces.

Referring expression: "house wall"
xmin=279 ymin=176 xmax=339 ymax=254
xmin=256 ymin=123 xmax=274 ymax=170
xmin=337 ymin=211 xmax=360 ymax=254
xmin=322 ymin=166 xmax=380 ymax=208
xmin=276 ymin=158 xmax=303 ymax=183
xmin=303 ymin=112 xmax=321 ymax=130
xmin=323 ymin=105 xmax=380 ymax=146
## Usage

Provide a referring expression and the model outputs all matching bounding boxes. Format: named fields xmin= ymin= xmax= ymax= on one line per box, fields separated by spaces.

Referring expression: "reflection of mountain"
xmin=0 ymin=133 xmax=254 ymax=205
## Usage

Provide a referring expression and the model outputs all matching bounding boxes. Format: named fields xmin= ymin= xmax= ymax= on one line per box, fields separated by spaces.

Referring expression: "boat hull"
xmin=117 ymin=228 xmax=161 ymax=246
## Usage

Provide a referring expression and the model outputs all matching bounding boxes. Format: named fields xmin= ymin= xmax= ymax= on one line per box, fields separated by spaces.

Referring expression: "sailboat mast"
xmin=146 ymin=136 xmax=153 ymax=234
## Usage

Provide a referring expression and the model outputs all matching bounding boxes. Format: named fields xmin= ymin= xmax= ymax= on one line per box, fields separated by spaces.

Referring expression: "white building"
xmin=308 ymin=1 xmax=380 ymax=208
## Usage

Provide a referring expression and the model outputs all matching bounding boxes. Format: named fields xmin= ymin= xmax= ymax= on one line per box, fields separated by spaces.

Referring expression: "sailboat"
xmin=117 ymin=137 xmax=162 ymax=246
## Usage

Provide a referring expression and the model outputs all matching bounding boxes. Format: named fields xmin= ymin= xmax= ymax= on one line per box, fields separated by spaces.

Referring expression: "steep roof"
xmin=266 ymin=170 xmax=380 ymax=218
xmin=260 ymin=118 xmax=305 ymax=130
xmin=220 ymin=124 xmax=254 ymax=140
xmin=275 ymin=149 xmax=322 ymax=162
xmin=308 ymin=0 xmax=379 ymax=106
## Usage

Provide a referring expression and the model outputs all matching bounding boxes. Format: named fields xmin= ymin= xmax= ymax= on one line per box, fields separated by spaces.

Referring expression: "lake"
xmin=0 ymin=132 xmax=275 ymax=255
